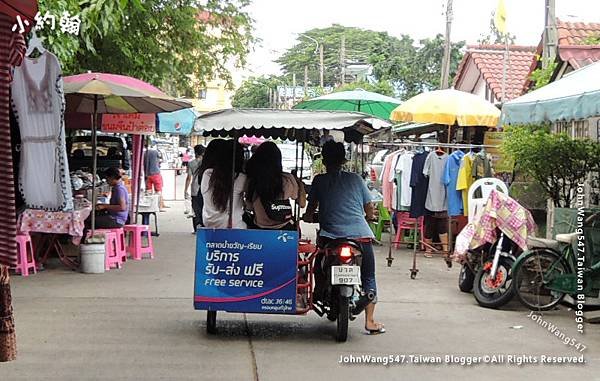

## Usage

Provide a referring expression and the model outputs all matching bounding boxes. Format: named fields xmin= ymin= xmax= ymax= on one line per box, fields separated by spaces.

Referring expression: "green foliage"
xmin=582 ymin=34 xmax=600 ymax=45
xmin=231 ymin=76 xmax=284 ymax=108
xmin=502 ymin=125 xmax=600 ymax=207
xmin=276 ymin=26 xmax=464 ymax=100
xmin=529 ymin=57 xmax=558 ymax=90
xmin=334 ymin=80 xmax=394 ymax=97
xmin=37 ymin=0 xmax=254 ymax=95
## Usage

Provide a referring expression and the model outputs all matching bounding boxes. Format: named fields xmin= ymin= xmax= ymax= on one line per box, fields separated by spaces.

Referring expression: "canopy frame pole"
xmin=90 ymin=95 xmax=99 ymax=236
xmin=228 ymin=132 xmax=238 ymax=229
xmin=134 ymin=136 xmax=145 ymax=225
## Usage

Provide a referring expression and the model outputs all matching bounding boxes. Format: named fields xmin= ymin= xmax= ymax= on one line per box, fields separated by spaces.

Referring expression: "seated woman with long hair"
xmin=200 ymin=139 xmax=247 ymax=229
xmin=245 ymin=142 xmax=306 ymax=230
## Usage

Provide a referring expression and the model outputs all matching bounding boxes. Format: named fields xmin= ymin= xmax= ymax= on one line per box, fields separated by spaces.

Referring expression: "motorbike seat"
xmin=555 ymin=232 xmax=578 ymax=245
xmin=527 ymin=236 xmax=560 ymax=251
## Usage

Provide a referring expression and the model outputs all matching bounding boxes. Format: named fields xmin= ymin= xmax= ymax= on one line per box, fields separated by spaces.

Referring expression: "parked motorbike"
xmin=458 ymin=231 xmax=521 ymax=308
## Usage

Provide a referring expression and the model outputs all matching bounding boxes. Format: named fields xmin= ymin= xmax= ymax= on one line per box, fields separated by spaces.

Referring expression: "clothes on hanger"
xmin=443 ymin=150 xmax=465 ymax=217
xmin=472 ymin=150 xmax=494 ymax=179
xmin=456 ymin=152 xmax=474 ymax=217
xmin=394 ymin=150 xmax=414 ymax=210
xmin=409 ymin=150 xmax=429 ymax=218
xmin=380 ymin=149 xmax=403 ymax=210
xmin=11 ymin=49 xmax=73 ymax=211
xmin=423 ymin=150 xmax=448 ymax=213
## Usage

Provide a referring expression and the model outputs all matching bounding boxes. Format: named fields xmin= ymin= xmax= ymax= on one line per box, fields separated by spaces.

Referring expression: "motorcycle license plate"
xmin=331 ymin=266 xmax=361 ymax=285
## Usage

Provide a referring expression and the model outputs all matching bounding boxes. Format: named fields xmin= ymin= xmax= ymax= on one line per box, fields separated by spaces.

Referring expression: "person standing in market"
xmin=144 ymin=140 xmax=168 ymax=211
xmin=185 ymin=144 xmax=205 ymax=233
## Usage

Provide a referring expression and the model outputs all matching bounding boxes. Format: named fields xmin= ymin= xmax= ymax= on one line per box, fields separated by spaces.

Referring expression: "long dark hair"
xmin=246 ymin=142 xmax=283 ymax=203
xmin=208 ymin=139 xmax=244 ymax=212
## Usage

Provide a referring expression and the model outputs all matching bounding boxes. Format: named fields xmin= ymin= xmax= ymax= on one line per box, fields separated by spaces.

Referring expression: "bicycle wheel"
xmin=513 ymin=249 xmax=568 ymax=311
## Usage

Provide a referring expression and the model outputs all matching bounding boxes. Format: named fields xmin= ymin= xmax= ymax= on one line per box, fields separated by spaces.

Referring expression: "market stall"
xmin=385 ymin=89 xmax=502 ymax=278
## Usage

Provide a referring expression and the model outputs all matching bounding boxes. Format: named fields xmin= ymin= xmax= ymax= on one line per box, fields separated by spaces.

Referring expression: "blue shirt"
xmin=443 ymin=150 xmax=465 ymax=217
xmin=309 ymin=171 xmax=374 ymax=239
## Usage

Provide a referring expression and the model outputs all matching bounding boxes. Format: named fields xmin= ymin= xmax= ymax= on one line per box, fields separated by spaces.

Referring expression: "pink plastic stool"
xmin=96 ymin=228 xmax=126 ymax=263
xmin=124 ymin=225 xmax=155 ymax=260
xmin=12 ymin=234 xmax=36 ymax=276
xmin=89 ymin=230 xmax=123 ymax=270
xmin=394 ymin=212 xmax=424 ymax=250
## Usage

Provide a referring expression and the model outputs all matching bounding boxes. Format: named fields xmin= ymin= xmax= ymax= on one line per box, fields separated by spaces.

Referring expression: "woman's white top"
xmin=201 ymin=169 xmax=247 ymax=229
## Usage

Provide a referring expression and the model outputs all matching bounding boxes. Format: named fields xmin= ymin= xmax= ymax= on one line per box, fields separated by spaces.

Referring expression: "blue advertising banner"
xmin=157 ymin=108 xmax=197 ymax=135
xmin=194 ymin=229 xmax=298 ymax=314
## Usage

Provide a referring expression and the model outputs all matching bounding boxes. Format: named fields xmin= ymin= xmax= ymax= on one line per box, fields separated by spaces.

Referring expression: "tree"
xmin=276 ymin=26 xmax=465 ymax=100
xmin=334 ymin=80 xmax=394 ymax=97
xmin=232 ymin=76 xmax=283 ymax=108
xmin=37 ymin=0 xmax=254 ymax=95
xmin=502 ymin=125 xmax=600 ymax=207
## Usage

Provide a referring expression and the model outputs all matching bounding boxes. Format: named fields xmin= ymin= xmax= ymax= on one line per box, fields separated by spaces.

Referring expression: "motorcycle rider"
xmin=303 ymin=141 xmax=385 ymax=335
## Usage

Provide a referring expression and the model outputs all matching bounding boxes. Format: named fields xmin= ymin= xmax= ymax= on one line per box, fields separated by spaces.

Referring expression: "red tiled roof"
xmin=559 ymin=45 xmax=600 ymax=69
xmin=557 ymin=19 xmax=600 ymax=46
xmin=453 ymin=45 xmax=536 ymax=102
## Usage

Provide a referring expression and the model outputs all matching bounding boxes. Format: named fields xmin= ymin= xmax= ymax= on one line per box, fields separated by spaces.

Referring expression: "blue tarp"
xmin=157 ymin=108 xmax=198 ymax=135
xmin=502 ymin=60 xmax=600 ymax=125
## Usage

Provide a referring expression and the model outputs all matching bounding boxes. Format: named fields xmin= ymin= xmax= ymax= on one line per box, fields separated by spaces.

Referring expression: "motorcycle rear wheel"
xmin=336 ymin=295 xmax=349 ymax=342
xmin=513 ymin=249 xmax=567 ymax=311
xmin=473 ymin=256 xmax=515 ymax=309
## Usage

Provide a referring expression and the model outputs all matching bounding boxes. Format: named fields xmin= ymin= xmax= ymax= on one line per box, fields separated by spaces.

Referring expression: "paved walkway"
xmin=3 ymin=202 xmax=599 ymax=380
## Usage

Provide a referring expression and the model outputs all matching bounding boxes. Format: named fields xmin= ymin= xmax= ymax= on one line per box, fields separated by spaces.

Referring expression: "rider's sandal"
xmin=365 ymin=323 xmax=386 ymax=335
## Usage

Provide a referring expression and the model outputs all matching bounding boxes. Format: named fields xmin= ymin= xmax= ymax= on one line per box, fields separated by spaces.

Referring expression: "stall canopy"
xmin=194 ymin=108 xmax=390 ymax=143
xmin=502 ymin=60 xmax=600 ymax=125
xmin=392 ymin=122 xmax=441 ymax=137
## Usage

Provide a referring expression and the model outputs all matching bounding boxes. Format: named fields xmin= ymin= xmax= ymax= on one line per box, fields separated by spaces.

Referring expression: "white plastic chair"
xmin=467 ymin=178 xmax=509 ymax=222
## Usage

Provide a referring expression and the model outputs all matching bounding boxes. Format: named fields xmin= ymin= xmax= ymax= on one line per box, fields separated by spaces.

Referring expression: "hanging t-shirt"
xmin=423 ymin=151 xmax=448 ymax=212
xmin=381 ymin=150 xmax=402 ymax=209
xmin=409 ymin=151 xmax=429 ymax=218
xmin=395 ymin=151 xmax=414 ymax=208
xmin=443 ymin=150 xmax=465 ymax=216
xmin=456 ymin=153 xmax=474 ymax=216
xmin=472 ymin=152 xmax=494 ymax=179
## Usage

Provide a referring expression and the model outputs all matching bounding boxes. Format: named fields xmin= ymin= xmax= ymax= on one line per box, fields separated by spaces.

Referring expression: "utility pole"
xmin=319 ymin=43 xmax=324 ymax=88
xmin=304 ymin=65 xmax=308 ymax=98
xmin=440 ymin=0 xmax=453 ymax=89
xmin=542 ymin=0 xmax=557 ymax=68
xmin=340 ymin=34 xmax=346 ymax=85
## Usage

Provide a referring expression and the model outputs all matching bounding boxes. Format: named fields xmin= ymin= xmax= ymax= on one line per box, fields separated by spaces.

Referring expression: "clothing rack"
xmin=369 ymin=140 xmax=499 ymax=278
xmin=371 ymin=142 xmax=499 ymax=150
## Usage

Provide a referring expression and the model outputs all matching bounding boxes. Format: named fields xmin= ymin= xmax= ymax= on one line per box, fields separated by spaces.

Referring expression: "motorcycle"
xmin=455 ymin=190 xmax=536 ymax=309
xmin=307 ymin=214 xmax=373 ymax=342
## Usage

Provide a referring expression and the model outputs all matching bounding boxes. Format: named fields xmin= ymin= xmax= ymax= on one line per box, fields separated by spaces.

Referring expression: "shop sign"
xmin=194 ymin=229 xmax=298 ymax=314
xmin=101 ymin=114 xmax=155 ymax=135
xmin=484 ymin=131 xmax=514 ymax=173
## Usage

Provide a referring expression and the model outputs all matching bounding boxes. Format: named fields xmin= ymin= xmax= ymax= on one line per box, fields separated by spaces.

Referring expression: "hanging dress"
xmin=11 ymin=51 xmax=72 ymax=211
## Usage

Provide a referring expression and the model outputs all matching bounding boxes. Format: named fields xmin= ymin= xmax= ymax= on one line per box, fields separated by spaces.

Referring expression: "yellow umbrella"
xmin=390 ymin=89 xmax=500 ymax=127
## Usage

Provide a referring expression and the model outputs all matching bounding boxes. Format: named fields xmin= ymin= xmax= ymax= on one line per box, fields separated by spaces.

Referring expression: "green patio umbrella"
xmin=293 ymin=89 xmax=401 ymax=120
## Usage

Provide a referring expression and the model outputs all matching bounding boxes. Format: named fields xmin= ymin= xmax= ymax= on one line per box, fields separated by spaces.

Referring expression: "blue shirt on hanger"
xmin=443 ymin=150 xmax=465 ymax=217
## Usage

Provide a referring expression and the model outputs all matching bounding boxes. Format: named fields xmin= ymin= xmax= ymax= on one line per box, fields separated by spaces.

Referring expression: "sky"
xmin=243 ymin=0 xmax=600 ymax=77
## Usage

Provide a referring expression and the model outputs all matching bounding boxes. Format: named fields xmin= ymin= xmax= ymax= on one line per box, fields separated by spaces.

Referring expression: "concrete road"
xmin=3 ymin=202 xmax=599 ymax=380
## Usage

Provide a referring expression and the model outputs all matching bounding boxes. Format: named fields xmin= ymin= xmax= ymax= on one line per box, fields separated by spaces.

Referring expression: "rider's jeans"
xmin=358 ymin=241 xmax=377 ymax=297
